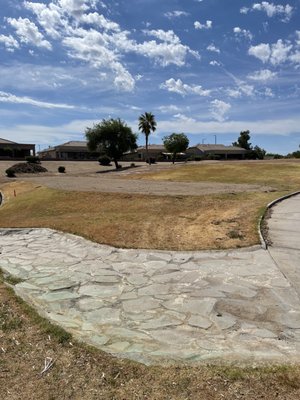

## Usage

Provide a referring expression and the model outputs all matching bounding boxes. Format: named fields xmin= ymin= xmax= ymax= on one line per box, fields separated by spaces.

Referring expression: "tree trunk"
xmin=146 ymin=134 xmax=150 ymax=165
xmin=114 ymin=159 xmax=119 ymax=169
xmin=172 ymin=152 xmax=176 ymax=164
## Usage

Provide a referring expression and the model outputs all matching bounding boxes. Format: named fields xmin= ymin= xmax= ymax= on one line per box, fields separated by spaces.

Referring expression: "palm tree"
xmin=138 ymin=112 xmax=157 ymax=164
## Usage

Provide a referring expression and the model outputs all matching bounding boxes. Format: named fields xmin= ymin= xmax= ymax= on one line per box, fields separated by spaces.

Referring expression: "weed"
xmin=228 ymin=230 xmax=244 ymax=240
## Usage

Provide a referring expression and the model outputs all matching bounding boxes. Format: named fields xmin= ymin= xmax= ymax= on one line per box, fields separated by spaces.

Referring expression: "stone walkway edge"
xmin=1 ymin=222 xmax=300 ymax=365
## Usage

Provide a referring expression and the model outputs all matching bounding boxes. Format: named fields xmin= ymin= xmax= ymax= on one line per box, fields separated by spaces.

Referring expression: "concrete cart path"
xmin=268 ymin=195 xmax=300 ymax=299
xmin=0 ymin=195 xmax=300 ymax=365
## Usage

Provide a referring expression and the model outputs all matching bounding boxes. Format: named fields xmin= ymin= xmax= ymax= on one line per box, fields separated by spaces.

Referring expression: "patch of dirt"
xmin=0 ymin=160 xmax=273 ymax=196
xmin=6 ymin=162 xmax=48 ymax=175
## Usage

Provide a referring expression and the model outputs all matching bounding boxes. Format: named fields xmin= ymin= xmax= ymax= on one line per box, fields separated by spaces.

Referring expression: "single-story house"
xmin=122 ymin=145 xmax=187 ymax=162
xmin=0 ymin=138 xmax=35 ymax=159
xmin=39 ymin=141 xmax=98 ymax=160
xmin=186 ymin=144 xmax=248 ymax=160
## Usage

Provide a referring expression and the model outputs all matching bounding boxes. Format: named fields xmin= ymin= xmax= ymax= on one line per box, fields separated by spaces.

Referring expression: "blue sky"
xmin=0 ymin=0 xmax=299 ymax=154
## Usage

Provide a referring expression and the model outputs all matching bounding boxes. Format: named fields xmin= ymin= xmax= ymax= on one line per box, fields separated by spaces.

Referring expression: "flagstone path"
xmin=0 ymin=194 xmax=300 ymax=365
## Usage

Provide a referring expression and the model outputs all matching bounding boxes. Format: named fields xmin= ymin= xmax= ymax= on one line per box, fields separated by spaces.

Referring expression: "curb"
xmin=259 ymin=190 xmax=300 ymax=250
xmin=0 ymin=191 xmax=3 ymax=207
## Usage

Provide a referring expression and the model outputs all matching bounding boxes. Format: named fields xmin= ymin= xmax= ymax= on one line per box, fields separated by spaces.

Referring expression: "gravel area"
xmin=0 ymin=160 xmax=273 ymax=196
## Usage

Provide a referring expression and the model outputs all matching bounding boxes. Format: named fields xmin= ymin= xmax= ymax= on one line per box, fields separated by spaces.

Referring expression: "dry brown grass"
xmin=0 ymin=182 xmax=281 ymax=250
xmin=1 ymin=275 xmax=300 ymax=400
xmin=129 ymin=160 xmax=300 ymax=191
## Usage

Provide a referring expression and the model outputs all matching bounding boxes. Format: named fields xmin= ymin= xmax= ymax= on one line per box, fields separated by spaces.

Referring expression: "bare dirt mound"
xmin=6 ymin=163 xmax=48 ymax=175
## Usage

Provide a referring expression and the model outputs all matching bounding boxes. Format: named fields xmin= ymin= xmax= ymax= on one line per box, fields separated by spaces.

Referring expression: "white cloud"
xmin=62 ymin=28 xmax=136 ymax=91
xmin=158 ymin=104 xmax=181 ymax=113
xmin=58 ymin=0 xmax=94 ymax=18
xmin=0 ymin=91 xmax=75 ymax=109
xmin=194 ymin=20 xmax=212 ymax=30
xmin=80 ymin=12 xmax=120 ymax=31
xmin=173 ymin=113 xmax=196 ymax=124
xmin=264 ymin=88 xmax=274 ymax=97
xmin=6 ymin=17 xmax=52 ymax=50
xmin=158 ymin=117 xmax=300 ymax=136
xmin=240 ymin=7 xmax=249 ymax=14
xmin=0 ymin=34 xmax=19 ymax=51
xmin=224 ymin=71 xmax=255 ymax=98
xmin=160 ymin=78 xmax=211 ymax=96
xmin=210 ymin=60 xmax=221 ymax=66
xmin=290 ymin=51 xmax=300 ymax=64
xmin=248 ymin=43 xmax=271 ymax=63
xmin=139 ymin=30 xmax=200 ymax=66
xmin=270 ymin=39 xmax=292 ymax=65
xmin=241 ymin=2 xmax=293 ymax=22
xmin=226 ymin=89 xmax=242 ymax=98
xmin=7 ymin=2 xmax=200 ymax=93
xmin=247 ymin=69 xmax=277 ymax=81
xmin=24 ymin=1 xmax=65 ymax=39
xmin=210 ymin=99 xmax=231 ymax=121
xmin=249 ymin=40 xmax=293 ymax=65
xmin=207 ymin=44 xmax=220 ymax=53
xmin=143 ymin=29 xmax=180 ymax=44
xmin=233 ymin=27 xmax=253 ymax=41
xmin=164 ymin=11 xmax=189 ymax=19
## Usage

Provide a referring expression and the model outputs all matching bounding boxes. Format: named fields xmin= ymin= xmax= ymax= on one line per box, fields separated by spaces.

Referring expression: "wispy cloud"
xmin=0 ymin=91 xmax=75 ymax=109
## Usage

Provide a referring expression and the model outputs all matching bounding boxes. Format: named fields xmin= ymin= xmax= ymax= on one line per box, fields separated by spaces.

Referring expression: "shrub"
xmin=25 ymin=156 xmax=40 ymax=164
xmin=98 ymin=155 xmax=111 ymax=166
xmin=194 ymin=156 xmax=203 ymax=162
xmin=5 ymin=168 xmax=15 ymax=178
xmin=130 ymin=163 xmax=136 ymax=168
xmin=146 ymin=157 xmax=156 ymax=164
xmin=58 ymin=166 xmax=65 ymax=173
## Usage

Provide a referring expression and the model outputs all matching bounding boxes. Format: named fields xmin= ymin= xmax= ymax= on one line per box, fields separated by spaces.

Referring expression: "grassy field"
xmin=0 ymin=181 xmax=282 ymax=250
xmin=1 ymin=161 xmax=299 ymax=250
xmin=129 ymin=160 xmax=300 ymax=191
xmin=1 ymin=272 xmax=300 ymax=400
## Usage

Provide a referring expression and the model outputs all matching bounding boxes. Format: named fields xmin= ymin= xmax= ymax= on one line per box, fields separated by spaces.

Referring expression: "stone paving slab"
xmin=1 ymin=225 xmax=300 ymax=365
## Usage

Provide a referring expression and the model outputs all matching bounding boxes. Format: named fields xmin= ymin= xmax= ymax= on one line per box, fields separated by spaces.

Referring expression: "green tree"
xmin=252 ymin=145 xmax=266 ymax=160
xmin=233 ymin=130 xmax=266 ymax=159
xmin=163 ymin=133 xmax=189 ymax=164
xmin=233 ymin=130 xmax=252 ymax=150
xmin=138 ymin=112 xmax=157 ymax=163
xmin=85 ymin=118 xmax=138 ymax=169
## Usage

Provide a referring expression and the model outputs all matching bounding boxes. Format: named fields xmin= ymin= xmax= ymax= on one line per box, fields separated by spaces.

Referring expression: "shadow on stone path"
xmin=0 ymin=194 xmax=300 ymax=365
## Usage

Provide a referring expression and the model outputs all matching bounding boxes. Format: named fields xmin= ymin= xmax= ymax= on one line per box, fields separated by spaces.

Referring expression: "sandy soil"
xmin=0 ymin=160 xmax=273 ymax=196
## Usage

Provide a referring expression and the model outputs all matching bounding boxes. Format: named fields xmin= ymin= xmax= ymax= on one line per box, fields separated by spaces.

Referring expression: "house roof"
xmin=137 ymin=144 xmax=166 ymax=151
xmin=0 ymin=138 xmax=17 ymax=144
xmin=59 ymin=141 xmax=87 ymax=147
xmin=0 ymin=138 xmax=35 ymax=147
xmin=189 ymin=144 xmax=247 ymax=153
xmin=40 ymin=141 xmax=88 ymax=153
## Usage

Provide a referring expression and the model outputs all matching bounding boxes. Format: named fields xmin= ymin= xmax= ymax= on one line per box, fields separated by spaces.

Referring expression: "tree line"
xmin=85 ymin=113 xmax=190 ymax=168
xmin=85 ymin=115 xmax=281 ymax=169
